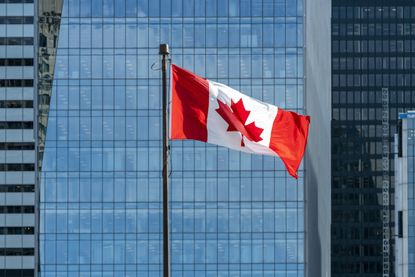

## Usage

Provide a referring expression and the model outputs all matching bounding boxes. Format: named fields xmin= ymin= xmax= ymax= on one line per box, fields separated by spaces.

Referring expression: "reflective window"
xmin=40 ymin=0 xmax=305 ymax=275
xmin=331 ymin=1 xmax=415 ymax=275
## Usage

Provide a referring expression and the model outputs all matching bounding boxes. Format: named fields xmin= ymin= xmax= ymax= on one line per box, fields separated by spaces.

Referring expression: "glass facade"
xmin=0 ymin=0 xmax=36 ymax=276
xmin=409 ymin=120 xmax=415 ymax=277
xmin=395 ymin=113 xmax=415 ymax=277
xmin=39 ymin=0 xmax=306 ymax=276
xmin=332 ymin=0 xmax=415 ymax=276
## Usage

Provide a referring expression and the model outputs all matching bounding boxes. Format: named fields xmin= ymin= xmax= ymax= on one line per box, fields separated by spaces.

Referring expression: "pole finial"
xmin=159 ymin=44 xmax=170 ymax=55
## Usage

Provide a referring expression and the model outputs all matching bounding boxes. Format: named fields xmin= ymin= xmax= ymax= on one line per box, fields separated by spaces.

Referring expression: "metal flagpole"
xmin=159 ymin=44 xmax=170 ymax=277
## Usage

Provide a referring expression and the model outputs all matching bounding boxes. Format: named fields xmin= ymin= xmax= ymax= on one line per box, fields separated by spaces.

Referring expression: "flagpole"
xmin=159 ymin=44 xmax=170 ymax=277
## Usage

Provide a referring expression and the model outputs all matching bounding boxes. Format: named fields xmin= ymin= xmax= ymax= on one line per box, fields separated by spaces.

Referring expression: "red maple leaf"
xmin=215 ymin=98 xmax=264 ymax=146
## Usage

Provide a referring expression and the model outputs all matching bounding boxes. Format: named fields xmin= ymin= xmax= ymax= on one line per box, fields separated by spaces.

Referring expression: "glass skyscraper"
xmin=0 ymin=0 xmax=36 ymax=276
xmin=395 ymin=112 xmax=415 ymax=277
xmin=35 ymin=0 xmax=330 ymax=276
xmin=332 ymin=0 xmax=415 ymax=276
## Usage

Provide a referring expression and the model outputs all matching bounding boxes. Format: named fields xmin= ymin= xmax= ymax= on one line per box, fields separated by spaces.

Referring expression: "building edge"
xmin=35 ymin=0 xmax=64 ymax=275
xmin=34 ymin=0 xmax=39 ymax=275
xmin=304 ymin=0 xmax=332 ymax=276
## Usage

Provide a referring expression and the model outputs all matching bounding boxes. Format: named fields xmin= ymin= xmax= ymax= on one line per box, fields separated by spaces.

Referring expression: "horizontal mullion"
xmin=0 ymin=226 xmax=34 ymax=234
xmin=0 ymin=121 xmax=33 ymax=129
xmin=0 ymin=205 xmax=34 ymax=213
xmin=0 ymin=37 xmax=33 ymax=46
xmin=333 ymin=52 xmax=415 ymax=57
xmin=0 ymin=58 xmax=33 ymax=66
xmin=0 ymin=0 xmax=33 ymax=2
xmin=0 ymin=142 xmax=34 ymax=150
xmin=0 ymin=100 xmax=33 ymax=108
xmin=332 ymin=103 xmax=415 ymax=108
xmin=333 ymin=69 xmax=415 ymax=74
xmin=0 ymin=16 xmax=33 ymax=24
xmin=0 ymin=247 xmax=34 ymax=255
xmin=333 ymin=86 xmax=415 ymax=91
xmin=0 ymin=163 xmax=34 ymax=171
xmin=0 ymin=184 xmax=34 ymax=192
xmin=333 ymin=35 xmax=415 ymax=40
xmin=0 ymin=79 xmax=33 ymax=87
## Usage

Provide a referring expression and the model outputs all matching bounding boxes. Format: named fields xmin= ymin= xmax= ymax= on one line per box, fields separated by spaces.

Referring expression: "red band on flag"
xmin=269 ymin=109 xmax=310 ymax=179
xmin=170 ymin=64 xmax=310 ymax=179
xmin=170 ymin=64 xmax=209 ymax=142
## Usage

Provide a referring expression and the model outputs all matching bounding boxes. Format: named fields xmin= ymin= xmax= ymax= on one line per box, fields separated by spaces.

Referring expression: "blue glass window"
xmin=40 ymin=0 xmax=306 ymax=275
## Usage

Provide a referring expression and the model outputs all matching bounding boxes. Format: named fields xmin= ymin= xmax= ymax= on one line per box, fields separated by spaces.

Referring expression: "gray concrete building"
xmin=305 ymin=0 xmax=331 ymax=276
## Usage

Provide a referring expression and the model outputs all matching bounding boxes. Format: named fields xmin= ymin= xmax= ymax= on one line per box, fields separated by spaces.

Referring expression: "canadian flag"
xmin=170 ymin=64 xmax=310 ymax=179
